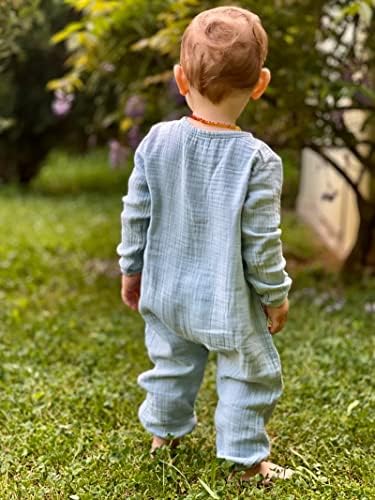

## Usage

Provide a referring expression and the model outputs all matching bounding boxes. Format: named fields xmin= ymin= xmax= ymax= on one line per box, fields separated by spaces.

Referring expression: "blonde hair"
xmin=180 ymin=6 xmax=268 ymax=104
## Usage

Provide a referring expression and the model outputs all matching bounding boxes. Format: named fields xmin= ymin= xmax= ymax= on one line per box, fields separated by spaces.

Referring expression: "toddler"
xmin=117 ymin=6 xmax=293 ymax=482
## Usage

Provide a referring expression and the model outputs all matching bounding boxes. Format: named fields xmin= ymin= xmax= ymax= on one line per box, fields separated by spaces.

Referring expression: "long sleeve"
xmin=241 ymin=148 xmax=292 ymax=307
xmin=117 ymin=138 xmax=151 ymax=275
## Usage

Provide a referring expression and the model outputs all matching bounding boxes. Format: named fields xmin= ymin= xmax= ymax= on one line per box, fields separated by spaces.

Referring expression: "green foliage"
xmin=282 ymin=211 xmax=322 ymax=262
xmin=280 ymin=151 xmax=301 ymax=209
xmin=0 ymin=0 xmax=97 ymax=184
xmin=51 ymin=0 xmax=373 ymax=146
xmin=0 ymin=150 xmax=374 ymax=497
xmin=0 ymin=0 xmax=40 ymax=70
xmin=52 ymin=0 xmax=375 ymax=269
xmin=48 ymin=0 xmax=176 ymax=136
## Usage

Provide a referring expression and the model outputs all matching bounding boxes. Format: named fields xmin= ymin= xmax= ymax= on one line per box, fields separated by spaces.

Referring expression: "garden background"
xmin=0 ymin=0 xmax=374 ymax=498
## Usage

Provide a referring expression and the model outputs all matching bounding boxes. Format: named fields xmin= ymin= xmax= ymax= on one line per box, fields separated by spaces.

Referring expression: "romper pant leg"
xmin=138 ymin=322 xmax=209 ymax=439
xmin=215 ymin=337 xmax=283 ymax=468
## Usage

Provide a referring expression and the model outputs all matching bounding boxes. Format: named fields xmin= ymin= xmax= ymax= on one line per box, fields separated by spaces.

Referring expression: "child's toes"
xmin=239 ymin=461 xmax=294 ymax=483
xmin=258 ymin=461 xmax=294 ymax=485
xmin=150 ymin=436 xmax=180 ymax=454
xmin=150 ymin=436 xmax=167 ymax=454
xmin=267 ymin=462 xmax=294 ymax=480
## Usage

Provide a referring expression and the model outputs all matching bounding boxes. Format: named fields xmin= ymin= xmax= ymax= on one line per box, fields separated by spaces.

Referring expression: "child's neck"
xmin=191 ymin=107 xmax=238 ymax=126
xmin=188 ymin=89 xmax=248 ymax=126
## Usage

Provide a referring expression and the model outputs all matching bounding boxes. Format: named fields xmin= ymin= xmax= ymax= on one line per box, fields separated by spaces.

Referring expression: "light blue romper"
xmin=117 ymin=117 xmax=292 ymax=467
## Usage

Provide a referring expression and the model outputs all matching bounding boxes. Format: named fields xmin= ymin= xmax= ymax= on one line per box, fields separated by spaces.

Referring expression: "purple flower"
xmin=127 ymin=125 xmax=142 ymax=150
xmin=108 ymin=140 xmax=130 ymax=169
xmin=167 ymin=78 xmax=186 ymax=106
xmin=125 ymin=95 xmax=145 ymax=119
xmin=51 ymin=90 xmax=74 ymax=117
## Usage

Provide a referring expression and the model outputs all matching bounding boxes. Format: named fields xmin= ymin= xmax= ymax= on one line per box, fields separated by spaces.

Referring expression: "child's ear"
xmin=173 ymin=64 xmax=190 ymax=96
xmin=250 ymin=68 xmax=271 ymax=100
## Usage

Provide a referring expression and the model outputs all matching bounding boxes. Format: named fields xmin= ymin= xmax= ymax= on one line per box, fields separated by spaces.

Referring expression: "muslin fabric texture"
xmin=117 ymin=117 xmax=291 ymax=467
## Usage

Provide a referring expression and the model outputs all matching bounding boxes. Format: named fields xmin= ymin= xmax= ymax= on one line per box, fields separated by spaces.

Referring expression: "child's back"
xmin=122 ymin=117 xmax=289 ymax=351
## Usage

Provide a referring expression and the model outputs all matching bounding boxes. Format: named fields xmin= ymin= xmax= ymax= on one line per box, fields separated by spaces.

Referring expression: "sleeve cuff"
xmin=118 ymin=256 xmax=143 ymax=276
xmin=258 ymin=275 xmax=292 ymax=307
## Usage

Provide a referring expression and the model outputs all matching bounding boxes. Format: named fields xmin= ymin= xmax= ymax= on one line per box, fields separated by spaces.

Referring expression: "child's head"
xmin=175 ymin=6 xmax=270 ymax=108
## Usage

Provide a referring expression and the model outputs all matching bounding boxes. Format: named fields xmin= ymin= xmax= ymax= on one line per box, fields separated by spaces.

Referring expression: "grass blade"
xmin=198 ymin=478 xmax=220 ymax=499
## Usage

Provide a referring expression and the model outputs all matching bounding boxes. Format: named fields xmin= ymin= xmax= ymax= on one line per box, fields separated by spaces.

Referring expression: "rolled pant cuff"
xmin=216 ymin=452 xmax=269 ymax=469
xmin=138 ymin=401 xmax=197 ymax=439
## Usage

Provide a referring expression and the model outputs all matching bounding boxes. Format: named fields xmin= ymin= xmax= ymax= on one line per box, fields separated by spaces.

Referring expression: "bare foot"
xmin=150 ymin=435 xmax=180 ymax=454
xmin=232 ymin=461 xmax=294 ymax=484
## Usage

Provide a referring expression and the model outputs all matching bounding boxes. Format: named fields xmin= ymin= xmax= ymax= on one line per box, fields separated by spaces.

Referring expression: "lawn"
xmin=0 ymin=150 xmax=373 ymax=499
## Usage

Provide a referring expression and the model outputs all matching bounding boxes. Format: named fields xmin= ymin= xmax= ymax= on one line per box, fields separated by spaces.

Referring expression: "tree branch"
xmin=306 ymin=143 xmax=363 ymax=201
xmin=357 ymin=165 xmax=368 ymax=186
xmin=318 ymin=113 xmax=372 ymax=166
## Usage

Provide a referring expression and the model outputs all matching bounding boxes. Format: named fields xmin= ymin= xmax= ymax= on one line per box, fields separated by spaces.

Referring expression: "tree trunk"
xmin=0 ymin=140 xmax=49 ymax=185
xmin=342 ymin=196 xmax=375 ymax=275
xmin=17 ymin=156 xmax=46 ymax=185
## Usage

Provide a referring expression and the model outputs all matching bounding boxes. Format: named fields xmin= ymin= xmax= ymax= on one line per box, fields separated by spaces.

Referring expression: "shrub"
xmin=0 ymin=0 xmax=92 ymax=184
xmin=52 ymin=0 xmax=375 ymax=272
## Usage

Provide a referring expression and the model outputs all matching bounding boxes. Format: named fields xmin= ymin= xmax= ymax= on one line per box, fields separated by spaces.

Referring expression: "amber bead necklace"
xmin=190 ymin=114 xmax=241 ymax=131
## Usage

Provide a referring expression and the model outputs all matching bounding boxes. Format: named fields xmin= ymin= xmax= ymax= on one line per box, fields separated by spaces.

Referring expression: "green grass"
xmin=0 ymin=150 xmax=374 ymax=499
